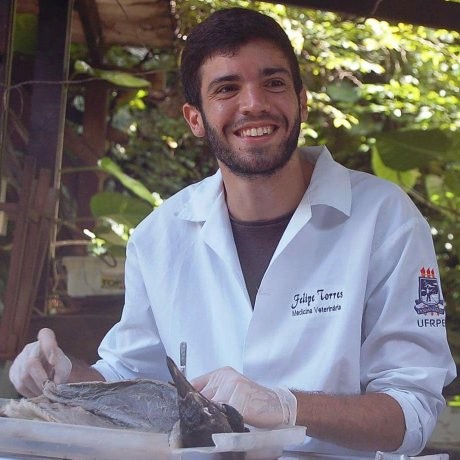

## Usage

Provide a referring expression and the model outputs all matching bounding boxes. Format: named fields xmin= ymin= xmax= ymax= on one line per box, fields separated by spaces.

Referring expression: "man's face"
xmin=183 ymin=39 xmax=307 ymax=178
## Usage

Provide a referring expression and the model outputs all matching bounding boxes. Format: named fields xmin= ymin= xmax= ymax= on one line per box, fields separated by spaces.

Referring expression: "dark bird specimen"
xmin=166 ymin=356 xmax=249 ymax=448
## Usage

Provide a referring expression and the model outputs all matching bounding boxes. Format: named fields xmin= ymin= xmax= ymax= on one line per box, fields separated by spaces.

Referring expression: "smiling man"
xmin=186 ymin=39 xmax=304 ymax=178
xmin=10 ymin=7 xmax=456 ymax=458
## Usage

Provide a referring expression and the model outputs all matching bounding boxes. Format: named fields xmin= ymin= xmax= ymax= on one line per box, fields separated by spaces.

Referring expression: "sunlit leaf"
xmin=445 ymin=170 xmax=460 ymax=196
xmin=425 ymin=175 xmax=445 ymax=203
xmin=92 ymin=223 xmax=128 ymax=247
xmin=90 ymin=191 xmax=152 ymax=228
xmin=371 ymin=149 xmax=420 ymax=189
xmin=74 ymin=60 xmax=94 ymax=75
xmin=97 ymin=70 xmax=150 ymax=88
xmin=98 ymin=157 xmax=160 ymax=206
xmin=73 ymin=61 xmax=150 ymax=87
xmin=374 ymin=129 xmax=453 ymax=170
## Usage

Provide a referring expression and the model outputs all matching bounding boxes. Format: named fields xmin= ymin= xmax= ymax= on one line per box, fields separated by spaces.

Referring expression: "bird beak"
xmin=167 ymin=356 xmax=200 ymax=399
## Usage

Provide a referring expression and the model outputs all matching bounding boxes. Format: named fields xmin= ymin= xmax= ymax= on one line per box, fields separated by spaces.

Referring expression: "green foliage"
xmin=374 ymin=129 xmax=457 ymax=170
xmin=110 ymin=107 xmax=217 ymax=198
xmin=13 ymin=14 xmax=37 ymax=55
xmin=98 ymin=157 xmax=162 ymax=207
xmin=90 ymin=191 xmax=153 ymax=229
xmin=74 ymin=60 xmax=151 ymax=88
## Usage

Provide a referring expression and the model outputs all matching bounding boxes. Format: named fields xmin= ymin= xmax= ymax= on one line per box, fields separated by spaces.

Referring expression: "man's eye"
xmin=267 ymin=79 xmax=285 ymax=88
xmin=216 ymin=85 xmax=237 ymax=94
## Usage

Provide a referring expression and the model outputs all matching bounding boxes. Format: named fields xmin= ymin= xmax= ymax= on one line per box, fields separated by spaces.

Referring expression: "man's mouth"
xmin=236 ymin=125 xmax=276 ymax=138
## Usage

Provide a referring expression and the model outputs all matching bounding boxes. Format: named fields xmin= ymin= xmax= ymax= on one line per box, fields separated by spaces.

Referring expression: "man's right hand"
xmin=9 ymin=328 xmax=72 ymax=397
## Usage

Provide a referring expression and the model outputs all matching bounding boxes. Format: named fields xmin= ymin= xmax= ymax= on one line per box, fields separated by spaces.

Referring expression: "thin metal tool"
xmin=179 ymin=341 xmax=187 ymax=377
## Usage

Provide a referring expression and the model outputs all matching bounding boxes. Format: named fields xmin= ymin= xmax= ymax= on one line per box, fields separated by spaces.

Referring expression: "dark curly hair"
xmin=180 ymin=8 xmax=303 ymax=109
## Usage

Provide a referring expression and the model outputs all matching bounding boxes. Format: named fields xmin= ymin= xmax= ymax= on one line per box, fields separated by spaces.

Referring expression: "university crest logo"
xmin=414 ymin=267 xmax=445 ymax=315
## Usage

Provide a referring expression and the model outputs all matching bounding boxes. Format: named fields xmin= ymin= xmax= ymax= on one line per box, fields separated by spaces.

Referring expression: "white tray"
xmin=0 ymin=417 xmax=306 ymax=459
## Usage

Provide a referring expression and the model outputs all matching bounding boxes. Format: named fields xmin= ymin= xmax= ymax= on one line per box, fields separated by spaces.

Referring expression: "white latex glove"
xmin=9 ymin=328 xmax=72 ymax=397
xmin=191 ymin=366 xmax=297 ymax=429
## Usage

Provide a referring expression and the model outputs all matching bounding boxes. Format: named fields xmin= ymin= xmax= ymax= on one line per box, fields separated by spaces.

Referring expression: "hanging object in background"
xmin=58 ymin=255 xmax=125 ymax=298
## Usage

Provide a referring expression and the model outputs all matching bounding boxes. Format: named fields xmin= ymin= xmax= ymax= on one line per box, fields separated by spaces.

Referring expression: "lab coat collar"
xmin=300 ymin=145 xmax=352 ymax=217
xmin=176 ymin=145 xmax=352 ymax=223
xmin=176 ymin=170 xmax=225 ymax=222
xmin=272 ymin=146 xmax=351 ymax=259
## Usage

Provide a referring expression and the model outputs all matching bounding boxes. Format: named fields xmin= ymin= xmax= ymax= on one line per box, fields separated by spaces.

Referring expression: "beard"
xmin=202 ymin=111 xmax=301 ymax=178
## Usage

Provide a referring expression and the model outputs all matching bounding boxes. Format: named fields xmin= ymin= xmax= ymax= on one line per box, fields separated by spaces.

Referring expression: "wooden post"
xmin=25 ymin=0 xmax=74 ymax=306
xmin=0 ymin=0 xmax=16 ymax=236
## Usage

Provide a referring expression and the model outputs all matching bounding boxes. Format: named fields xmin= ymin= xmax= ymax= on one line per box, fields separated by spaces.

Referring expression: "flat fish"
xmin=42 ymin=378 xmax=179 ymax=433
xmin=1 ymin=395 xmax=121 ymax=429
xmin=166 ymin=356 xmax=248 ymax=448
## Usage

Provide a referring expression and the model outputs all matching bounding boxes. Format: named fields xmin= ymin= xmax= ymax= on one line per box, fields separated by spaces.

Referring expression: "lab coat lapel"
xmin=177 ymin=171 xmax=247 ymax=294
xmin=272 ymin=193 xmax=312 ymax=260
xmin=202 ymin=195 xmax=250 ymax=300
xmin=202 ymin=195 xmax=241 ymax=272
xmin=270 ymin=146 xmax=351 ymax=263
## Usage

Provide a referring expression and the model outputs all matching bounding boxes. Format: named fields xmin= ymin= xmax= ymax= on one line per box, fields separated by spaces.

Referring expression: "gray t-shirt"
xmin=230 ymin=211 xmax=293 ymax=308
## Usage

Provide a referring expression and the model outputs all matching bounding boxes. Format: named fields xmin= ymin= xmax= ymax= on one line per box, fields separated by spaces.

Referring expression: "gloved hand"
xmin=9 ymin=328 xmax=72 ymax=397
xmin=191 ymin=366 xmax=297 ymax=429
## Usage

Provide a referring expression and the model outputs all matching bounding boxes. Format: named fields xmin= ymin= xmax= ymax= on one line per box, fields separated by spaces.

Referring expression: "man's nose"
xmin=239 ymin=85 xmax=270 ymax=114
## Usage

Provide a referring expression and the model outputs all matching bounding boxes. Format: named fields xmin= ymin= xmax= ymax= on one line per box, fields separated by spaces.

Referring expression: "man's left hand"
xmin=191 ymin=366 xmax=297 ymax=428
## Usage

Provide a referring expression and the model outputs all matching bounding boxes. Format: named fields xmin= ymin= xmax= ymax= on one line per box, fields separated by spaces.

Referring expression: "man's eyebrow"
xmin=262 ymin=67 xmax=291 ymax=77
xmin=207 ymin=74 xmax=240 ymax=92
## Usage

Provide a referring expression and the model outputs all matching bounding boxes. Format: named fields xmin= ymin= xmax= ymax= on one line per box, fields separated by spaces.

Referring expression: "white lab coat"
xmin=93 ymin=146 xmax=456 ymax=457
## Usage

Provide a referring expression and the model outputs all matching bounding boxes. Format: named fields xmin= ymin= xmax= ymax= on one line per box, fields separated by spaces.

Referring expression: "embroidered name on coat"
xmin=291 ymin=289 xmax=343 ymax=317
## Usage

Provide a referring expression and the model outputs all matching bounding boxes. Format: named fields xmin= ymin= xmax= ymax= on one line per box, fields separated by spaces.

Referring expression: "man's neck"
xmin=220 ymin=151 xmax=314 ymax=222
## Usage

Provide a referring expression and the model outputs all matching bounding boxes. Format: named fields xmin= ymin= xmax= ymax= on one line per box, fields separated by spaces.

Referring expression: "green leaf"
xmin=74 ymin=60 xmax=94 ymax=75
xmin=98 ymin=157 xmax=160 ymax=206
xmin=92 ymin=223 xmax=128 ymax=247
xmin=445 ymin=170 xmax=460 ymax=196
xmin=73 ymin=61 xmax=150 ymax=87
xmin=103 ymin=245 xmax=129 ymax=257
xmin=425 ymin=174 xmax=445 ymax=203
xmin=90 ymin=191 xmax=152 ymax=228
xmin=371 ymin=149 xmax=420 ymax=189
xmin=326 ymin=82 xmax=361 ymax=103
xmin=374 ymin=129 xmax=453 ymax=171
xmin=96 ymin=70 xmax=150 ymax=88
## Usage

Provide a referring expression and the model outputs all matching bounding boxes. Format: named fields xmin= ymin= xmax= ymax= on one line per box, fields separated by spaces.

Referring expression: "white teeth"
xmin=240 ymin=126 xmax=274 ymax=137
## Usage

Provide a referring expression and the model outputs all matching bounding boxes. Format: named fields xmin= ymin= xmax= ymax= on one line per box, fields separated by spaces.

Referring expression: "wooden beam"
xmin=82 ymin=79 xmax=109 ymax=156
xmin=75 ymin=0 xmax=105 ymax=65
xmin=0 ymin=0 xmax=16 ymax=236
xmin=72 ymin=79 xmax=109 ymax=228
xmin=26 ymin=0 xmax=74 ymax=180
xmin=0 ymin=0 xmax=16 ymax=170
xmin=24 ymin=0 xmax=75 ymax=314
xmin=0 ymin=158 xmax=59 ymax=359
xmin=273 ymin=0 xmax=460 ymax=31
xmin=63 ymin=125 xmax=99 ymax=165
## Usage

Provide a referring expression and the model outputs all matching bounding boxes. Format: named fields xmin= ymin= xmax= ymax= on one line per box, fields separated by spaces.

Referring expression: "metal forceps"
xmin=179 ymin=341 xmax=187 ymax=377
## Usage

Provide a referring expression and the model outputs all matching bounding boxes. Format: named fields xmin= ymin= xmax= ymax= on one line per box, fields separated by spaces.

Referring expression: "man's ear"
xmin=183 ymin=103 xmax=206 ymax=137
xmin=299 ymin=88 xmax=308 ymax=123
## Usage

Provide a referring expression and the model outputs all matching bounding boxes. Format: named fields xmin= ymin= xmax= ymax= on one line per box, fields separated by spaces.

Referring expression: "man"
xmin=9 ymin=8 xmax=456 ymax=457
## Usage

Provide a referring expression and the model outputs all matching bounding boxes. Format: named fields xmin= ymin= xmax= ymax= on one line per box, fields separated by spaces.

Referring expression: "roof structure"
xmin=16 ymin=0 xmax=176 ymax=56
xmin=15 ymin=0 xmax=460 ymax=56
